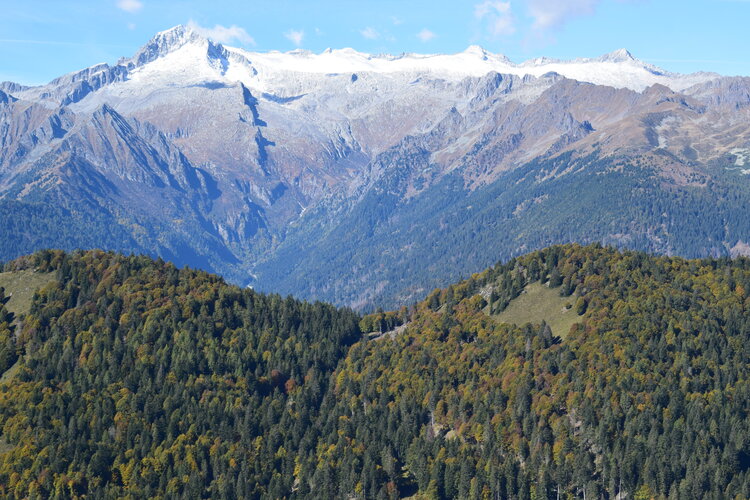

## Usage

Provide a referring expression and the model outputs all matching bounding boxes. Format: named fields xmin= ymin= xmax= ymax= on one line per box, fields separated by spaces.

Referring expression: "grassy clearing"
xmin=0 ymin=437 xmax=13 ymax=454
xmin=0 ymin=269 xmax=57 ymax=318
xmin=0 ymin=270 xmax=57 ymax=386
xmin=0 ymin=361 xmax=20 ymax=383
xmin=492 ymin=281 xmax=580 ymax=338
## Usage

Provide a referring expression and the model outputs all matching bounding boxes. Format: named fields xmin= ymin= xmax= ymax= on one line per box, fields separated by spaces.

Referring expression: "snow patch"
xmin=731 ymin=148 xmax=750 ymax=166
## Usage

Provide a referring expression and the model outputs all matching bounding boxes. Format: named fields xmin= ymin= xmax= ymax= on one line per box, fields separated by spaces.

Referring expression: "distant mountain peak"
xmin=461 ymin=45 xmax=514 ymax=64
xmin=598 ymin=48 xmax=635 ymax=63
xmin=131 ymin=24 xmax=209 ymax=66
xmin=463 ymin=45 xmax=488 ymax=57
xmin=154 ymin=24 xmax=201 ymax=45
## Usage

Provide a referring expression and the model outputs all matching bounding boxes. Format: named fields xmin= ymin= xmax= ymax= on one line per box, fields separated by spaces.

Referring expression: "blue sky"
xmin=1 ymin=0 xmax=748 ymax=85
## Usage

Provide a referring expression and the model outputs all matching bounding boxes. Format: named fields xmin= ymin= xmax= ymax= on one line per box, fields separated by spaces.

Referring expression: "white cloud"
xmin=391 ymin=16 xmax=404 ymax=26
xmin=474 ymin=1 xmax=516 ymax=37
xmin=360 ymin=27 xmax=380 ymax=40
xmin=471 ymin=0 xmax=610 ymax=41
xmin=417 ymin=28 xmax=436 ymax=42
xmin=187 ymin=21 xmax=255 ymax=46
xmin=527 ymin=0 xmax=599 ymax=31
xmin=116 ymin=0 xmax=143 ymax=13
xmin=285 ymin=29 xmax=304 ymax=46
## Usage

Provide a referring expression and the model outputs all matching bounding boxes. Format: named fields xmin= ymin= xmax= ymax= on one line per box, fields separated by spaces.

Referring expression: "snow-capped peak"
xmin=131 ymin=24 xmax=211 ymax=67
xmin=461 ymin=45 xmax=513 ymax=65
xmin=463 ymin=45 xmax=488 ymax=59
xmin=598 ymin=48 xmax=635 ymax=63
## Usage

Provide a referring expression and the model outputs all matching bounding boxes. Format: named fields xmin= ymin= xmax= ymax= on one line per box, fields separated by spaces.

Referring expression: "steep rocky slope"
xmin=2 ymin=25 xmax=750 ymax=307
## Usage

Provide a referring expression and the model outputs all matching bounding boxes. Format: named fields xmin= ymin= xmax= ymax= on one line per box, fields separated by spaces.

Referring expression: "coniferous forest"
xmin=2 ymin=244 xmax=750 ymax=498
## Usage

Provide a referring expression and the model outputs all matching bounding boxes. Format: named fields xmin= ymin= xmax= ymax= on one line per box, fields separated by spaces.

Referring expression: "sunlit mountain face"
xmin=2 ymin=25 xmax=750 ymax=309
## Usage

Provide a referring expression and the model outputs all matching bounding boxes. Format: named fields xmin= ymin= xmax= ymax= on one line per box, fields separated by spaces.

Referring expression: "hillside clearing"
xmin=0 ymin=269 xmax=57 ymax=318
xmin=493 ymin=281 xmax=580 ymax=338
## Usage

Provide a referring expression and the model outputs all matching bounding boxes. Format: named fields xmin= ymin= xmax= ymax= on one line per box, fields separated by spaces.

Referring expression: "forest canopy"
xmin=1 ymin=245 xmax=750 ymax=499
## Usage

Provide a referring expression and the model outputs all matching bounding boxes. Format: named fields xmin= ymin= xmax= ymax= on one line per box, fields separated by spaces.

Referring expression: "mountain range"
xmin=2 ymin=25 xmax=750 ymax=309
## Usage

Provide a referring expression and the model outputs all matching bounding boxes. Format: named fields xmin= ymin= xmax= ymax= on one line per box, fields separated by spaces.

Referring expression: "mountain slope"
xmin=256 ymin=146 xmax=750 ymax=309
xmin=2 ymin=246 xmax=750 ymax=498
xmin=2 ymin=25 xmax=750 ymax=308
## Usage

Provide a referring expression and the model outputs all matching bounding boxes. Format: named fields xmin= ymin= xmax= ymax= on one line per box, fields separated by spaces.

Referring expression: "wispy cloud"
xmin=187 ymin=21 xmax=255 ymax=46
xmin=417 ymin=28 xmax=436 ymax=42
xmin=391 ymin=16 xmax=404 ymax=26
xmin=360 ymin=27 xmax=380 ymax=40
xmin=527 ymin=0 xmax=598 ymax=32
xmin=116 ymin=0 xmax=143 ymax=14
xmin=285 ymin=29 xmax=304 ymax=46
xmin=474 ymin=0 xmax=516 ymax=37
xmin=471 ymin=0 xmax=656 ymax=42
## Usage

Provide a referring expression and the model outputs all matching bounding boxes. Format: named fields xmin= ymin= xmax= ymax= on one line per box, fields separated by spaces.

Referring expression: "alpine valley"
xmin=2 ymin=25 xmax=750 ymax=309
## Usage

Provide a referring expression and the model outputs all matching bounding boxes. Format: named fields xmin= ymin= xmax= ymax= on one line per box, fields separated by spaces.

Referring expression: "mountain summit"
xmin=131 ymin=24 xmax=212 ymax=66
xmin=598 ymin=48 xmax=635 ymax=63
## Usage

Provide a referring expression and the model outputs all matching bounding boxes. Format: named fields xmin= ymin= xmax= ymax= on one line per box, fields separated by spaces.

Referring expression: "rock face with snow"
xmin=2 ymin=25 xmax=750 ymax=308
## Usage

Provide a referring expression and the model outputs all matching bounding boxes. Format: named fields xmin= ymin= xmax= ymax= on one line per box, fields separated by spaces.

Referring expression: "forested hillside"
xmin=316 ymin=244 xmax=750 ymax=499
xmin=0 ymin=250 xmax=361 ymax=498
xmin=1 ymin=245 xmax=750 ymax=498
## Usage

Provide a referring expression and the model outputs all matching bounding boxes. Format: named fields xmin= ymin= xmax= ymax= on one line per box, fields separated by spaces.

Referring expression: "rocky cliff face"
xmin=1 ymin=25 xmax=749 ymax=307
